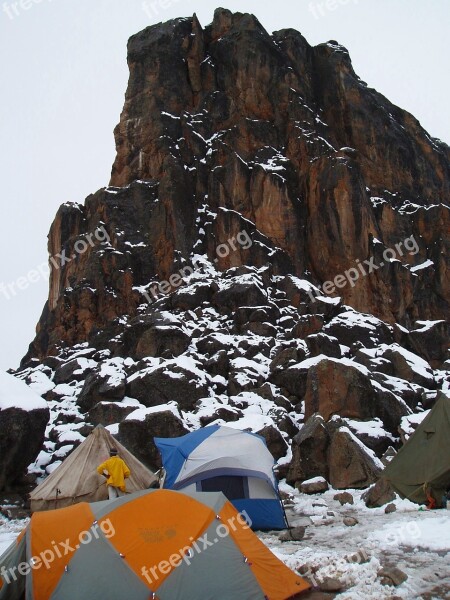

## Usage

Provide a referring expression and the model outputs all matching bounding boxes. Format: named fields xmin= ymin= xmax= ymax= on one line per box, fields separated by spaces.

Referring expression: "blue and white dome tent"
xmin=155 ymin=425 xmax=287 ymax=530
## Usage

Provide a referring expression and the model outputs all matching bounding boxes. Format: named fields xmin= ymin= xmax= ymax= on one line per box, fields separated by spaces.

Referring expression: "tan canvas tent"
xmin=30 ymin=424 xmax=157 ymax=512
xmin=383 ymin=393 xmax=450 ymax=506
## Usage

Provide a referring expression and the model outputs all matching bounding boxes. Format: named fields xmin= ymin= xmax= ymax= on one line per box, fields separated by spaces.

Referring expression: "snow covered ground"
xmin=0 ymin=517 xmax=24 ymax=556
xmin=1 ymin=483 xmax=448 ymax=599
xmin=261 ymin=483 xmax=450 ymax=599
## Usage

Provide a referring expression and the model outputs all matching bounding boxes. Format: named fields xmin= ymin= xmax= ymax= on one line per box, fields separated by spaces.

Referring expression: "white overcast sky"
xmin=0 ymin=0 xmax=449 ymax=371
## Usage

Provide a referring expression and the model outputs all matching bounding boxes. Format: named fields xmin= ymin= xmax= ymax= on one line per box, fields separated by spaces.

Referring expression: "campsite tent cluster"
xmin=1 ymin=395 xmax=449 ymax=599
xmin=1 ymin=425 xmax=309 ymax=599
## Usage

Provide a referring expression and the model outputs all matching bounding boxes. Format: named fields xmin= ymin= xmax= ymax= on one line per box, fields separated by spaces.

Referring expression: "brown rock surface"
xmin=362 ymin=478 xmax=397 ymax=508
xmin=328 ymin=426 xmax=381 ymax=489
xmin=304 ymin=359 xmax=376 ymax=422
xmin=287 ymin=414 xmax=331 ymax=485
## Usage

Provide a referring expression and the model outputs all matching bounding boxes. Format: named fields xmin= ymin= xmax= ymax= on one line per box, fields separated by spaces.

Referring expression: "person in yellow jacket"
xmin=97 ymin=448 xmax=131 ymax=500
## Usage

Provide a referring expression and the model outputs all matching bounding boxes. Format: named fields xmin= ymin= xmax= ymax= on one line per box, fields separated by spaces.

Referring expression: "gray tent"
xmin=30 ymin=424 xmax=157 ymax=512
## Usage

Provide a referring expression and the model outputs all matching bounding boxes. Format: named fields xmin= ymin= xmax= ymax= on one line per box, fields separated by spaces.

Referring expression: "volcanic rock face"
xmin=10 ymin=10 xmax=449 ymax=487
xmin=24 ymin=8 xmax=449 ymax=363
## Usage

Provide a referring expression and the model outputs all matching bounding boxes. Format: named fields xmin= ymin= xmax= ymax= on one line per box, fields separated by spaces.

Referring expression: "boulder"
xmin=170 ymin=282 xmax=215 ymax=310
xmin=344 ymin=418 xmax=396 ymax=456
xmin=270 ymin=362 xmax=309 ymax=400
xmin=306 ymin=333 xmax=342 ymax=359
xmin=269 ymin=345 xmax=307 ymax=375
xmin=287 ymin=414 xmax=330 ymax=485
xmin=327 ymin=425 xmax=381 ymax=489
xmin=319 ymin=578 xmax=345 ymax=593
xmin=370 ymin=386 xmax=411 ymax=434
xmin=199 ymin=407 xmax=243 ymax=426
xmin=234 ymin=305 xmax=280 ymax=328
xmin=408 ymin=320 xmax=449 ymax=368
xmin=0 ymin=506 xmax=30 ymax=520
xmin=279 ymin=276 xmax=318 ymax=309
xmin=324 ymin=312 xmax=394 ymax=351
xmin=304 ymin=358 xmax=376 ymax=422
xmin=277 ymin=415 xmax=300 ymax=438
xmin=279 ymin=526 xmax=306 ymax=542
xmin=354 ymin=350 xmax=394 ymax=376
xmin=126 ymin=364 xmax=210 ymax=411
xmin=119 ymin=408 xmax=188 ymax=468
xmin=88 ymin=401 xmax=138 ymax=426
xmin=379 ymin=346 xmax=436 ymax=389
xmin=292 ymin=315 xmax=324 ymax=339
xmin=228 ymin=363 xmax=265 ymax=396
xmin=257 ymin=425 xmax=288 ymax=460
xmin=333 ymin=492 xmax=354 ymax=506
xmin=343 ymin=517 xmax=358 ymax=527
xmin=254 ymin=383 xmax=294 ymax=411
xmin=0 ymin=374 xmax=49 ymax=491
xmin=212 ymin=281 xmax=267 ymax=312
xmin=196 ymin=334 xmax=233 ymax=356
xmin=372 ymin=372 xmax=423 ymax=411
xmin=243 ymin=321 xmax=278 ymax=338
xmin=204 ymin=350 xmax=229 ymax=379
xmin=77 ymin=365 xmax=126 ymax=412
xmin=384 ymin=503 xmax=397 ymax=514
xmin=362 ymin=478 xmax=396 ymax=508
xmin=134 ymin=326 xmax=190 ymax=360
xmin=299 ymin=476 xmax=329 ymax=494
xmin=378 ymin=567 xmax=408 ymax=587
xmin=53 ymin=358 xmax=95 ymax=385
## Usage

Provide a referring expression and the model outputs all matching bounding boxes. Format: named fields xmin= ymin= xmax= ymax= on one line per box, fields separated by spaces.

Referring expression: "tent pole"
xmin=277 ymin=488 xmax=291 ymax=533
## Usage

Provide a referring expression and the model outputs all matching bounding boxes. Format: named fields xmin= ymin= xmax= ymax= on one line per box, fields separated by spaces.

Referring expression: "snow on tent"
xmin=29 ymin=424 xmax=157 ymax=512
xmin=383 ymin=392 xmax=450 ymax=506
xmin=155 ymin=425 xmax=287 ymax=530
xmin=0 ymin=489 xmax=310 ymax=600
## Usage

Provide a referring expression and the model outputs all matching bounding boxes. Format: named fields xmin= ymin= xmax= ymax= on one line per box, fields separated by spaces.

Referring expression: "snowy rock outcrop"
xmin=0 ymin=371 xmax=49 ymax=491
xmin=13 ymin=266 xmax=449 ymax=483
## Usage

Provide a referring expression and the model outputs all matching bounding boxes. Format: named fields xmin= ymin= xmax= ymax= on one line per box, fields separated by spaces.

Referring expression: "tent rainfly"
xmin=0 ymin=489 xmax=310 ymax=600
xmin=155 ymin=425 xmax=287 ymax=530
xmin=29 ymin=424 xmax=157 ymax=512
xmin=383 ymin=393 xmax=450 ymax=505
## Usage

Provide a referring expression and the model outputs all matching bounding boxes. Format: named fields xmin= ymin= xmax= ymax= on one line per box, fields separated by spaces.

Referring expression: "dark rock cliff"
xmin=23 ymin=9 xmax=448 ymax=363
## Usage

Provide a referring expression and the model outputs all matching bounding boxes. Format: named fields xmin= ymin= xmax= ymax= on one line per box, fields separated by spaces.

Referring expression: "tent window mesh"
xmin=199 ymin=476 xmax=248 ymax=500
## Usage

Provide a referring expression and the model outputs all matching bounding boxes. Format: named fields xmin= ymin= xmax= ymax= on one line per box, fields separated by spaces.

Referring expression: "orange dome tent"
xmin=0 ymin=489 xmax=310 ymax=600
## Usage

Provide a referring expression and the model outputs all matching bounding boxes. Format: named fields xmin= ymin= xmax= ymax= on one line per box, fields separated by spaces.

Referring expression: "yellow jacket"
xmin=97 ymin=456 xmax=130 ymax=492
